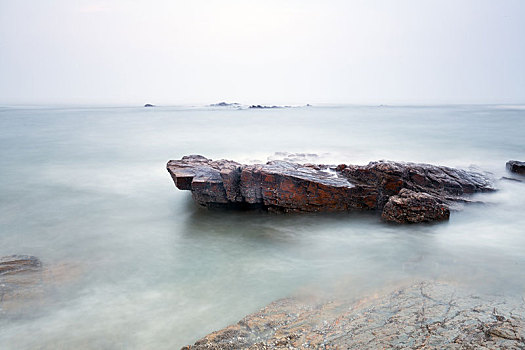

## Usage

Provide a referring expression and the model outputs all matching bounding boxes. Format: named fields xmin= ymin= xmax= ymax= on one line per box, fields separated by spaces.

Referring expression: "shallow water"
xmin=0 ymin=104 xmax=524 ymax=349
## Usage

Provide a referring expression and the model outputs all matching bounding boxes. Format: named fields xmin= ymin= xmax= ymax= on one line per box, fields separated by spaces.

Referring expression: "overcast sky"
xmin=1 ymin=0 xmax=524 ymax=105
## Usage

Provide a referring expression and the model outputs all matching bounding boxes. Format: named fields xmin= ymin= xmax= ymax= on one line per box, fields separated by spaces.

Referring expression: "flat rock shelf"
xmin=182 ymin=281 xmax=525 ymax=349
xmin=167 ymin=155 xmax=495 ymax=223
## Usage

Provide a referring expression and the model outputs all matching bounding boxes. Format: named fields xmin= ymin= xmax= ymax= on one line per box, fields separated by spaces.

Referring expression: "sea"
xmin=0 ymin=104 xmax=524 ymax=348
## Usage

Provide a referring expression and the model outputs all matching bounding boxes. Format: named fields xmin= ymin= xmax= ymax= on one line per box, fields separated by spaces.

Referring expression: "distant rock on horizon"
xmin=208 ymin=103 xmax=311 ymax=109
xmin=209 ymin=102 xmax=241 ymax=107
xmin=248 ymin=104 xmax=310 ymax=109
xmin=249 ymin=104 xmax=288 ymax=109
xmin=144 ymin=103 xmax=155 ymax=107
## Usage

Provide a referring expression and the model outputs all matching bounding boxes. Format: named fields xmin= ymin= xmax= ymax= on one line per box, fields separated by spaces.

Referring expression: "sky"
xmin=1 ymin=0 xmax=524 ymax=105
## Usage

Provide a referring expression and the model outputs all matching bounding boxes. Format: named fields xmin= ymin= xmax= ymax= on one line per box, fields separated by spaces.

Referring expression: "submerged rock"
xmin=0 ymin=256 xmax=83 ymax=318
xmin=506 ymin=160 xmax=525 ymax=175
xmin=182 ymin=281 xmax=525 ymax=349
xmin=167 ymin=156 xmax=494 ymax=222
xmin=0 ymin=255 xmax=43 ymax=316
xmin=501 ymin=176 xmax=523 ymax=183
xmin=0 ymin=255 xmax=41 ymax=275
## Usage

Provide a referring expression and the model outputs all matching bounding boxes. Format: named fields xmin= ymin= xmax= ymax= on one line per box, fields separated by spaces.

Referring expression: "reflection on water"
xmin=0 ymin=105 xmax=524 ymax=348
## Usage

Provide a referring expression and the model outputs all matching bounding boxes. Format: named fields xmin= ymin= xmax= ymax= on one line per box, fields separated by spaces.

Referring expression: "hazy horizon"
xmin=1 ymin=0 xmax=525 ymax=105
xmin=2 ymin=102 xmax=525 ymax=109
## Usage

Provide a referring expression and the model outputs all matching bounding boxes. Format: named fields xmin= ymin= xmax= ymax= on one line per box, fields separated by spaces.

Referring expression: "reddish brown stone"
xmin=237 ymin=161 xmax=363 ymax=212
xmin=166 ymin=156 xmax=494 ymax=221
xmin=381 ymin=189 xmax=450 ymax=223
xmin=342 ymin=160 xmax=494 ymax=207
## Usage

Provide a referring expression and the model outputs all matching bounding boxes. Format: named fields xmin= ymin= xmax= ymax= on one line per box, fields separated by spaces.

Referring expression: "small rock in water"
xmin=144 ymin=103 xmax=155 ymax=107
xmin=506 ymin=160 xmax=525 ymax=175
xmin=381 ymin=189 xmax=450 ymax=223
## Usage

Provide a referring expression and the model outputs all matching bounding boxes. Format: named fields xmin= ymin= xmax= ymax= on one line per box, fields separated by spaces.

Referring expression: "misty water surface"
xmin=0 ymin=105 xmax=524 ymax=349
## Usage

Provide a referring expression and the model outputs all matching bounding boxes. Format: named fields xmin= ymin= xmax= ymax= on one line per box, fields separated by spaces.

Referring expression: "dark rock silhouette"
xmin=506 ymin=160 xmax=525 ymax=175
xmin=144 ymin=104 xmax=155 ymax=107
xmin=501 ymin=176 xmax=523 ymax=183
xmin=209 ymin=102 xmax=240 ymax=107
xmin=249 ymin=105 xmax=284 ymax=109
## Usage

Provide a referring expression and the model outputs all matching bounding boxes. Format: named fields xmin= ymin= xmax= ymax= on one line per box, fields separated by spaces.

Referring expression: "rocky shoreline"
xmin=167 ymin=155 xmax=495 ymax=223
xmin=182 ymin=281 xmax=525 ymax=349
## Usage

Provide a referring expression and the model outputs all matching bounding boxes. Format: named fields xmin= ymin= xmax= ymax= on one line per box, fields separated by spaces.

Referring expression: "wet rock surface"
xmin=341 ymin=160 xmax=494 ymax=208
xmin=182 ymin=281 xmax=525 ymax=349
xmin=507 ymin=160 xmax=525 ymax=175
xmin=167 ymin=155 xmax=494 ymax=222
xmin=381 ymin=189 xmax=450 ymax=223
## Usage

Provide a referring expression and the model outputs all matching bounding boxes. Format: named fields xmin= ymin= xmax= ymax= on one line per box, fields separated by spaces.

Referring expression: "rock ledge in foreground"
xmin=182 ymin=281 xmax=525 ymax=350
xmin=167 ymin=155 xmax=494 ymax=223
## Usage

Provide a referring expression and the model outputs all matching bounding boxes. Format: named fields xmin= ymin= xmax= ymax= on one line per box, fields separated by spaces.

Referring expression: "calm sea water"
xmin=0 ymin=104 xmax=524 ymax=349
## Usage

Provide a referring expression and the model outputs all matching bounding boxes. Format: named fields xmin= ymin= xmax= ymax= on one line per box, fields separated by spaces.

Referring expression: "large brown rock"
xmin=167 ymin=156 xmax=494 ymax=221
xmin=342 ymin=160 xmax=494 ymax=208
xmin=181 ymin=281 xmax=525 ymax=350
xmin=238 ymin=161 xmax=377 ymax=212
xmin=167 ymin=156 xmax=378 ymax=212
